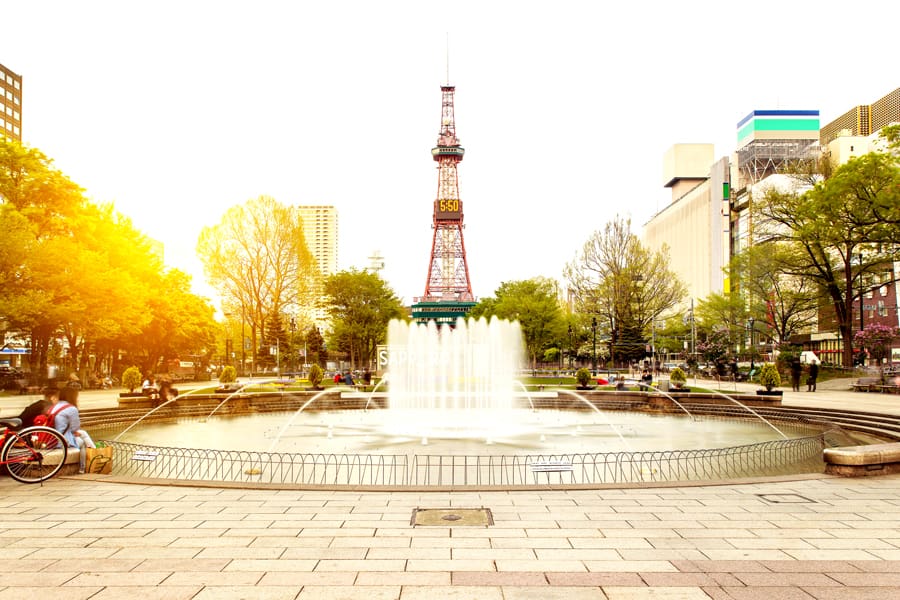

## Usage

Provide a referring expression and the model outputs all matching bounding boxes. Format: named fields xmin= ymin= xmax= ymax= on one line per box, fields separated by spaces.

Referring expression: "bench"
xmin=851 ymin=377 xmax=882 ymax=392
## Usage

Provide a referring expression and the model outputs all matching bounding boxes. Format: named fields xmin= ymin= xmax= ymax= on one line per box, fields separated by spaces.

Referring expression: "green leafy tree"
xmin=730 ymin=243 xmax=819 ymax=345
xmin=135 ymin=269 xmax=218 ymax=374
xmin=754 ymin=132 xmax=900 ymax=367
xmin=472 ymin=277 xmax=566 ymax=368
xmin=323 ymin=269 xmax=406 ymax=369
xmin=695 ymin=292 xmax=747 ymax=352
xmin=304 ymin=325 xmax=325 ymax=367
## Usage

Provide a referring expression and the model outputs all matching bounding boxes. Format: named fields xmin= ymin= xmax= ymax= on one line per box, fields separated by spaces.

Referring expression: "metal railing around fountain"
xmin=102 ymin=432 xmax=827 ymax=488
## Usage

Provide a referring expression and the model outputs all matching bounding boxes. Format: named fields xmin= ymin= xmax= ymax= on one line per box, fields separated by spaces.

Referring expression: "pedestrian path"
xmin=2 ymin=378 xmax=900 ymax=598
xmin=2 ymin=474 xmax=900 ymax=598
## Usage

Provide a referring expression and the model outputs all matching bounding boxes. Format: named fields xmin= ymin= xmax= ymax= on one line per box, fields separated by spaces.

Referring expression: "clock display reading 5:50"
xmin=434 ymin=198 xmax=462 ymax=220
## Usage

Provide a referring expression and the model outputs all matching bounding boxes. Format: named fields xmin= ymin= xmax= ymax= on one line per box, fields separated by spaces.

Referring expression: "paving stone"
xmin=716 ymin=587 xmax=815 ymax=599
xmin=192 ymin=586 xmax=301 ymax=599
xmin=297 ymin=586 xmax=401 ymax=599
xmin=398 ymin=586 xmax=503 ymax=599
xmin=800 ymin=587 xmax=900 ymax=599
xmin=602 ymin=587 xmax=714 ymax=599
xmin=451 ymin=571 xmax=548 ymax=585
xmin=545 ymin=572 xmax=644 ymax=586
xmin=500 ymin=586 xmax=608 ymax=599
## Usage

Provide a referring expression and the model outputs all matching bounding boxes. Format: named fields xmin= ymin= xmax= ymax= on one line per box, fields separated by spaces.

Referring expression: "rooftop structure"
xmin=735 ymin=109 xmax=820 ymax=186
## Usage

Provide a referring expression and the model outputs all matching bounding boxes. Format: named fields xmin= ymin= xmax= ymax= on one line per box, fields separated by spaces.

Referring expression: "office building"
xmin=297 ymin=205 xmax=338 ymax=330
xmin=0 ymin=63 xmax=23 ymax=141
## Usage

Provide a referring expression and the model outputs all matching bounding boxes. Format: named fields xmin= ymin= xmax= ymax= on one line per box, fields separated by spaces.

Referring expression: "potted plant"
xmin=757 ymin=363 xmax=783 ymax=395
xmin=215 ymin=365 xmax=240 ymax=393
xmin=307 ymin=364 xmax=324 ymax=390
xmin=669 ymin=367 xmax=688 ymax=391
xmin=120 ymin=366 xmax=143 ymax=395
xmin=575 ymin=367 xmax=594 ymax=390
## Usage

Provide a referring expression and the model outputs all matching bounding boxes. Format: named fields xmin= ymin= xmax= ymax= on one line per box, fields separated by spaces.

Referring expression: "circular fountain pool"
xmin=111 ymin=408 xmax=811 ymax=455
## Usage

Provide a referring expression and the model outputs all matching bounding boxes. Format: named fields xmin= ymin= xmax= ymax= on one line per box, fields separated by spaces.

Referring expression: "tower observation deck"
xmin=412 ymin=84 xmax=476 ymax=325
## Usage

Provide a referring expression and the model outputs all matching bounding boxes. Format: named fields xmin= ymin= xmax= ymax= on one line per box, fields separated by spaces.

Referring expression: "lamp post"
xmin=567 ymin=325 xmax=573 ymax=370
xmin=748 ymin=317 xmax=755 ymax=378
xmin=289 ymin=316 xmax=296 ymax=376
xmin=240 ymin=302 xmax=246 ymax=379
xmin=591 ymin=317 xmax=597 ymax=375
xmin=610 ymin=316 xmax=616 ymax=372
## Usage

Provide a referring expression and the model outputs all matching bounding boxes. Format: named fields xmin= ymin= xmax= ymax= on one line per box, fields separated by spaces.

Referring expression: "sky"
xmin=2 ymin=1 xmax=898 ymax=309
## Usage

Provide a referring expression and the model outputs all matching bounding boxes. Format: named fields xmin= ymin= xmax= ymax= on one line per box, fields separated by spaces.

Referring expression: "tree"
xmin=754 ymin=138 xmax=900 ymax=368
xmin=730 ymin=242 xmax=819 ymax=345
xmin=472 ymin=277 xmax=566 ymax=368
xmin=565 ymin=216 xmax=687 ymax=365
xmin=304 ymin=325 xmax=325 ymax=367
xmin=322 ymin=269 xmax=405 ymax=369
xmin=135 ymin=269 xmax=218 ymax=374
xmin=854 ymin=324 xmax=899 ymax=368
xmin=197 ymin=196 xmax=317 ymax=373
xmin=695 ymin=291 xmax=748 ymax=350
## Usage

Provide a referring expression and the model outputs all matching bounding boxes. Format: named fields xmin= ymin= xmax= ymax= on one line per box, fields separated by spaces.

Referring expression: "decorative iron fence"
xmin=104 ymin=433 xmax=826 ymax=488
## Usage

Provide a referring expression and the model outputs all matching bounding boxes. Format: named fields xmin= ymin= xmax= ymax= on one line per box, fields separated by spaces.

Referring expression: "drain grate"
xmin=411 ymin=507 xmax=494 ymax=527
xmin=756 ymin=493 xmax=817 ymax=504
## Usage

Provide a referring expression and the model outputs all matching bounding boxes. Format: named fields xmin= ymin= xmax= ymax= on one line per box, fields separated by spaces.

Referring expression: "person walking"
xmin=807 ymin=360 xmax=819 ymax=392
xmin=790 ymin=359 xmax=802 ymax=392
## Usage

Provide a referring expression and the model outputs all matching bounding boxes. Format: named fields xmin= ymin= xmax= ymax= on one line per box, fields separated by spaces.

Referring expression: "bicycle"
xmin=0 ymin=417 xmax=68 ymax=484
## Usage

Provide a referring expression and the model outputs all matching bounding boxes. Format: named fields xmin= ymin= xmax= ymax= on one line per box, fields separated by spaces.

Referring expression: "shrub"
xmin=219 ymin=365 xmax=237 ymax=383
xmin=758 ymin=363 xmax=781 ymax=391
xmin=121 ymin=366 xmax=142 ymax=393
xmin=575 ymin=367 xmax=592 ymax=388
xmin=669 ymin=367 xmax=687 ymax=387
xmin=308 ymin=364 xmax=324 ymax=389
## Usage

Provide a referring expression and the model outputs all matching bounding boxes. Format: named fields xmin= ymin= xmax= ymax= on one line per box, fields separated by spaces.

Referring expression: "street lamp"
xmin=747 ymin=317 xmax=755 ymax=378
xmin=289 ymin=317 xmax=297 ymax=376
xmin=591 ymin=317 xmax=597 ymax=376
xmin=567 ymin=325 xmax=573 ymax=370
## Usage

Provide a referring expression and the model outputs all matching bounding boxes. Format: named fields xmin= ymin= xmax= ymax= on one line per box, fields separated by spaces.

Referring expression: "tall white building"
xmin=297 ymin=205 xmax=338 ymax=277
xmin=297 ymin=205 xmax=338 ymax=330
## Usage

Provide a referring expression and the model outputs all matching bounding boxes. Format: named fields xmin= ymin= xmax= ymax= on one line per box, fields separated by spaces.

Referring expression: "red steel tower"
xmin=412 ymin=84 xmax=475 ymax=324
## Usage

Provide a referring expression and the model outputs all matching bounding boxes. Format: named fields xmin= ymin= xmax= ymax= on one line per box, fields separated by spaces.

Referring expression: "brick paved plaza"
xmin=2 ymin=379 xmax=900 ymax=599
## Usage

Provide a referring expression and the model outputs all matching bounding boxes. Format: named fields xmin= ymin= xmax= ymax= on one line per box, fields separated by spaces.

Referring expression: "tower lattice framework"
xmin=421 ymin=84 xmax=473 ymax=303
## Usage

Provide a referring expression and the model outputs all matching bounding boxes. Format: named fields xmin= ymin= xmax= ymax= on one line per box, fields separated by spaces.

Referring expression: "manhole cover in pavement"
xmin=756 ymin=493 xmax=817 ymax=504
xmin=411 ymin=507 xmax=494 ymax=527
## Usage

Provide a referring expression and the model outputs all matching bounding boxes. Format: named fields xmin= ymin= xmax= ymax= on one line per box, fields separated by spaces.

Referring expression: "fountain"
xmin=103 ymin=316 xmax=834 ymax=486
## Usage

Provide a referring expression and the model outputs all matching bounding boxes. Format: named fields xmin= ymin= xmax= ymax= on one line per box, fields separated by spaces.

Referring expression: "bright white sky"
xmin=2 ymin=1 xmax=897 ymax=308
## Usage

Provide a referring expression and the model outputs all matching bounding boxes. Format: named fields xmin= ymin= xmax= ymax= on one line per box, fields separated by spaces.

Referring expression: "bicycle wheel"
xmin=1 ymin=426 xmax=68 ymax=483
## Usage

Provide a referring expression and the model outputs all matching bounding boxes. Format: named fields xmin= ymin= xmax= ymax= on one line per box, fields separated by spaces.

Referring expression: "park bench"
xmin=851 ymin=377 xmax=882 ymax=392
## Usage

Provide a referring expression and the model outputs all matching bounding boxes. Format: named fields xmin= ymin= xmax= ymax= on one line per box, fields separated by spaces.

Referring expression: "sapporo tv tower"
xmin=411 ymin=79 xmax=476 ymax=325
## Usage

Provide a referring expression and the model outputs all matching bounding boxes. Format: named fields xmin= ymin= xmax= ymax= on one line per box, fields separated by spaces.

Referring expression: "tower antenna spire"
xmin=445 ymin=32 xmax=450 ymax=85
